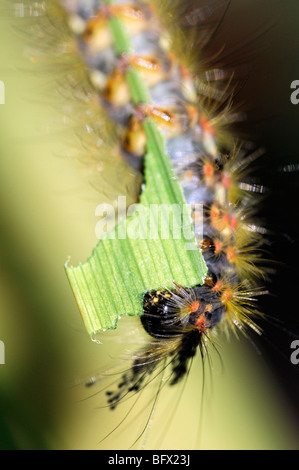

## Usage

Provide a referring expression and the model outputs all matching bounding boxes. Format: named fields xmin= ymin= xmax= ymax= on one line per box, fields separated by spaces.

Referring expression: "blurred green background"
xmin=0 ymin=0 xmax=298 ymax=449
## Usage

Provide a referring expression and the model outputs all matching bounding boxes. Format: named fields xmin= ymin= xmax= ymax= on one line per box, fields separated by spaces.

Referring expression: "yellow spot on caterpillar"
xmin=83 ymin=15 xmax=112 ymax=52
xmin=129 ymin=55 xmax=167 ymax=87
xmin=103 ymin=68 xmax=131 ymax=107
xmin=122 ymin=116 xmax=147 ymax=156
xmin=114 ymin=4 xmax=147 ymax=27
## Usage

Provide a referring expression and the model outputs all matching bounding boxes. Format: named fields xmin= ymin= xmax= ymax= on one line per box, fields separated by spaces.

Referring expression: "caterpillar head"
xmin=141 ymin=281 xmax=225 ymax=340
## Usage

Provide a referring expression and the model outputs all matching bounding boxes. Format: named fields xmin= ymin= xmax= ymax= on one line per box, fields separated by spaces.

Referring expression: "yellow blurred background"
xmin=0 ymin=0 xmax=298 ymax=450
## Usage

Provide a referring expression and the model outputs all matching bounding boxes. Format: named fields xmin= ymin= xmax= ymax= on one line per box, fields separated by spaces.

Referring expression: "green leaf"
xmin=65 ymin=9 xmax=207 ymax=337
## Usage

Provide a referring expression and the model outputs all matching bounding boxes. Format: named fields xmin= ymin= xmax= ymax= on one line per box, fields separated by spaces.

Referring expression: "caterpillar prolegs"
xmin=8 ymin=0 xmax=299 ymax=450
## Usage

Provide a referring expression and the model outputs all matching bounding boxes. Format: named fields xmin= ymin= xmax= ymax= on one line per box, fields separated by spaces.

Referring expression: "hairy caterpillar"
xmin=2 ymin=0 xmax=299 ymax=450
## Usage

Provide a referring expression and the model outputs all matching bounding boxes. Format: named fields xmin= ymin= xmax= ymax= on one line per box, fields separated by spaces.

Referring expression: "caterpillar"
xmin=63 ymin=0 xmax=266 ymax=406
xmin=4 ymin=0 xmax=299 ymax=451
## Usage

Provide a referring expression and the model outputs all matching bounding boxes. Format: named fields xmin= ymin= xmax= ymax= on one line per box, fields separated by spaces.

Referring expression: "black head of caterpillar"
xmin=105 ymin=278 xmax=227 ymax=409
